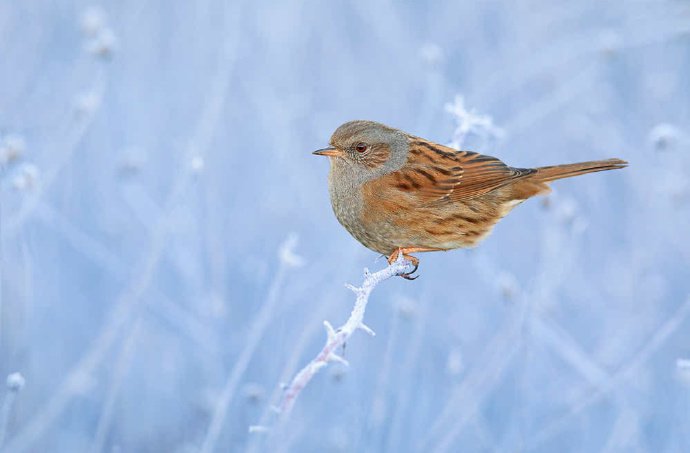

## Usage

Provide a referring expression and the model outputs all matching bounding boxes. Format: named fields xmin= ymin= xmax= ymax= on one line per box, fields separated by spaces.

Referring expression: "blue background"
xmin=1 ymin=1 xmax=689 ymax=452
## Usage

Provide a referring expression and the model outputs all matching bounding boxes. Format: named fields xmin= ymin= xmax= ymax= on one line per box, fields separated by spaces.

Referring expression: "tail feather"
xmin=506 ymin=158 xmax=627 ymax=201
xmin=531 ymin=158 xmax=628 ymax=183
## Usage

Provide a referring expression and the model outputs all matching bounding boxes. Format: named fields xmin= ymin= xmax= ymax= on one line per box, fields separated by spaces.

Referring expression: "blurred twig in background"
xmin=200 ymin=234 xmax=304 ymax=453
xmin=0 ymin=373 xmax=25 ymax=449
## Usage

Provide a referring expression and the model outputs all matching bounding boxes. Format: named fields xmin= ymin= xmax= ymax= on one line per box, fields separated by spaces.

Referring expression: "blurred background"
xmin=1 ymin=1 xmax=689 ymax=452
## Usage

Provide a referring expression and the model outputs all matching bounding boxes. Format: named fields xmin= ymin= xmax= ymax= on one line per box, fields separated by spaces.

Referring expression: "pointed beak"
xmin=312 ymin=146 xmax=341 ymax=157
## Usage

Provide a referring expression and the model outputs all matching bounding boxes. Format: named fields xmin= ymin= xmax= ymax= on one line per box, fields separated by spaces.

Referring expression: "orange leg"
xmin=387 ymin=247 xmax=444 ymax=280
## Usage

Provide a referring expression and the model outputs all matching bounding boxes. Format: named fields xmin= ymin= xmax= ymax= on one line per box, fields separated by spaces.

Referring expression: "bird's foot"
xmin=387 ymin=248 xmax=420 ymax=280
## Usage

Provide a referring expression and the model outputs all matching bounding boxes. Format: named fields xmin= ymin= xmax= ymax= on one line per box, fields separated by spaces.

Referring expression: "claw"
xmin=386 ymin=247 xmax=431 ymax=280
xmin=399 ymin=253 xmax=419 ymax=280
xmin=400 ymin=259 xmax=419 ymax=280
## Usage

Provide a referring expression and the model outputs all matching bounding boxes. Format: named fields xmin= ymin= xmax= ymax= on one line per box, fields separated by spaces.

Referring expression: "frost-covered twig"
xmin=277 ymin=254 xmax=414 ymax=415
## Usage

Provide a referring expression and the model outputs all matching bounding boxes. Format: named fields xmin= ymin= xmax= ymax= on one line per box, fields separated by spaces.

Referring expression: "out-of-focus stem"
xmin=0 ymin=373 xmax=26 ymax=449
xmin=199 ymin=235 xmax=303 ymax=453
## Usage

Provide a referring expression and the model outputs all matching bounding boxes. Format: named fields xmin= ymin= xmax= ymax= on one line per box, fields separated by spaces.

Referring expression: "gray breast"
xmin=325 ymin=136 xmax=411 ymax=253
xmin=328 ymin=163 xmax=366 ymax=241
xmin=327 ymin=159 xmax=404 ymax=254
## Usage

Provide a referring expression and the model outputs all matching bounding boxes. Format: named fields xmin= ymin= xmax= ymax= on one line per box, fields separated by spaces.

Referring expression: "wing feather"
xmin=388 ymin=138 xmax=535 ymax=204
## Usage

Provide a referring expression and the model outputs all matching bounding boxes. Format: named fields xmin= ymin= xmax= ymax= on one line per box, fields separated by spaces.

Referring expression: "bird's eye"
xmin=355 ymin=143 xmax=368 ymax=153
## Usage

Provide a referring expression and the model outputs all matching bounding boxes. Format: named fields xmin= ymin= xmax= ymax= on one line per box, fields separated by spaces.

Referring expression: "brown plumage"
xmin=313 ymin=120 xmax=627 ymax=278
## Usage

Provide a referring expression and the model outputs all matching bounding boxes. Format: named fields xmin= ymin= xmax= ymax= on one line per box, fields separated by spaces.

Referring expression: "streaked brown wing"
xmin=391 ymin=138 xmax=535 ymax=204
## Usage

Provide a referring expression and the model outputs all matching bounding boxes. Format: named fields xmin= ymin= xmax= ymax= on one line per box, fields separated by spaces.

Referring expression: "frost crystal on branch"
xmin=80 ymin=6 xmax=116 ymax=58
xmin=648 ymin=123 xmax=683 ymax=151
xmin=277 ymin=254 xmax=414 ymax=414
xmin=6 ymin=373 xmax=25 ymax=392
xmin=1 ymin=373 xmax=26 ymax=448
xmin=445 ymin=95 xmax=503 ymax=150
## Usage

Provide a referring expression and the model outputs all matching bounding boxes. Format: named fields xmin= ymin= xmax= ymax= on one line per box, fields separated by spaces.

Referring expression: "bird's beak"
xmin=312 ymin=146 xmax=342 ymax=157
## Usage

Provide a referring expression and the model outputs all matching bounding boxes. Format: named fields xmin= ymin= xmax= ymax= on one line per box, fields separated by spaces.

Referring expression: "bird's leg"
xmin=387 ymin=247 xmax=445 ymax=280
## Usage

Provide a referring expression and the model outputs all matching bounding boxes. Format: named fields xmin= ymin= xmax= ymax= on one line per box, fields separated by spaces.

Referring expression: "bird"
xmin=313 ymin=120 xmax=627 ymax=279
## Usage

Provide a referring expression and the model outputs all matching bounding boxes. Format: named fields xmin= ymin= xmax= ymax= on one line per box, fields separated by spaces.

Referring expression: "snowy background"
xmin=1 ymin=1 xmax=690 ymax=452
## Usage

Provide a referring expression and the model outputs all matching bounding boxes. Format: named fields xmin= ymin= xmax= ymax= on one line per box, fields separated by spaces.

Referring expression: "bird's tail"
xmin=506 ymin=158 xmax=627 ymax=200
xmin=530 ymin=158 xmax=628 ymax=183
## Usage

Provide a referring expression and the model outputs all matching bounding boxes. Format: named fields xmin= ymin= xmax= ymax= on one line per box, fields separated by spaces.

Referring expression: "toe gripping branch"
xmin=388 ymin=249 xmax=420 ymax=280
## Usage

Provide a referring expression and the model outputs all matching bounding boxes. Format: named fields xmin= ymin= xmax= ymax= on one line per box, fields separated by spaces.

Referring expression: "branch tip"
xmin=323 ymin=320 xmax=337 ymax=340
xmin=328 ymin=353 xmax=349 ymax=366
xmin=344 ymin=283 xmax=360 ymax=294
xmin=359 ymin=323 xmax=376 ymax=336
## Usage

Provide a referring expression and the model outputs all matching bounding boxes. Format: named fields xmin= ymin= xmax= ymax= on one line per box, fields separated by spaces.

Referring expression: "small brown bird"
xmin=313 ymin=120 xmax=627 ymax=279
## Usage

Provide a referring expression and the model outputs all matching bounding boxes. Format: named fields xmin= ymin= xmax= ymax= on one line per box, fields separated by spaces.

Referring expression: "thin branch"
xmin=275 ymin=254 xmax=414 ymax=416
